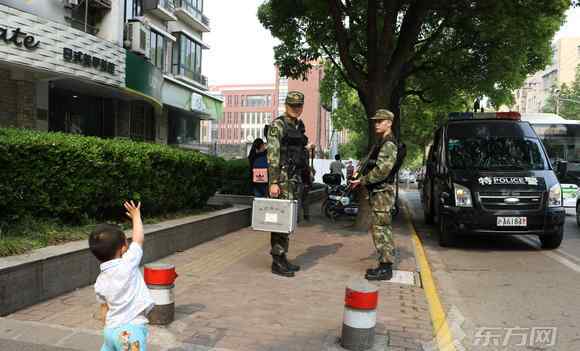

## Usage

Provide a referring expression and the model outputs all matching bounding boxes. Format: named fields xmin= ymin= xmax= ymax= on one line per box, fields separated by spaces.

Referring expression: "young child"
xmin=89 ymin=201 xmax=154 ymax=351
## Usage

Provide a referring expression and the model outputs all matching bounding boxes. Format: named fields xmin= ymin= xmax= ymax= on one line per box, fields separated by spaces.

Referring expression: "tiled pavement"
xmin=1 ymin=200 xmax=433 ymax=351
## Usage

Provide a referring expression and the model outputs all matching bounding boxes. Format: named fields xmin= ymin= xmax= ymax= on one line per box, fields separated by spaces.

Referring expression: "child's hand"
xmin=124 ymin=201 xmax=141 ymax=220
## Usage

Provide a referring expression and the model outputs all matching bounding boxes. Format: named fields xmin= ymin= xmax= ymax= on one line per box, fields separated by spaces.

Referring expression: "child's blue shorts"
xmin=101 ymin=324 xmax=148 ymax=351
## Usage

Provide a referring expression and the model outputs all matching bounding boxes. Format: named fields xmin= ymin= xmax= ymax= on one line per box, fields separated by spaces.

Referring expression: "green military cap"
xmin=285 ymin=91 xmax=304 ymax=106
xmin=370 ymin=109 xmax=394 ymax=121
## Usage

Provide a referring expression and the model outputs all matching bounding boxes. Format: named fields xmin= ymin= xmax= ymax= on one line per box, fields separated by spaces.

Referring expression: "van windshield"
xmin=447 ymin=137 xmax=549 ymax=170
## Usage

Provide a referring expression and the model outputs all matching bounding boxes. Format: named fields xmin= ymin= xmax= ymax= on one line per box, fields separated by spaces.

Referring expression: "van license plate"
xmin=497 ymin=217 xmax=527 ymax=227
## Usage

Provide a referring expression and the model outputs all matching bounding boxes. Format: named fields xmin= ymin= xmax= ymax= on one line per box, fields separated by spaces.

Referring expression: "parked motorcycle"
xmin=321 ymin=174 xmax=359 ymax=220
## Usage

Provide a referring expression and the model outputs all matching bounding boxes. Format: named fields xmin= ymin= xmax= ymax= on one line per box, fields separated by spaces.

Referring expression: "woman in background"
xmin=248 ymin=138 xmax=268 ymax=197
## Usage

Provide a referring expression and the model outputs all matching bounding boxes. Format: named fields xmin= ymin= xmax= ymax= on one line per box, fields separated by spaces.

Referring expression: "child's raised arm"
xmin=124 ymin=201 xmax=144 ymax=246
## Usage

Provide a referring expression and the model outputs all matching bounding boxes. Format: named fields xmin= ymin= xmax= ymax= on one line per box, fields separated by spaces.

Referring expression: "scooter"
xmin=321 ymin=174 xmax=359 ymax=220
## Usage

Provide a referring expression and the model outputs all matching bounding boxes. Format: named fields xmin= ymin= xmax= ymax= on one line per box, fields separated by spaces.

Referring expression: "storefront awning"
xmin=203 ymin=95 xmax=223 ymax=121
xmin=162 ymin=75 xmax=223 ymax=120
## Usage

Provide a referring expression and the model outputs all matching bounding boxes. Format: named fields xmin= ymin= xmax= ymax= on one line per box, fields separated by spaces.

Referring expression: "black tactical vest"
xmin=366 ymin=135 xmax=407 ymax=187
xmin=278 ymin=116 xmax=308 ymax=172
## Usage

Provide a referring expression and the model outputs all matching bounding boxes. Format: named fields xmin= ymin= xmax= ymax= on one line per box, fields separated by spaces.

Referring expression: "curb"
xmin=401 ymin=199 xmax=458 ymax=351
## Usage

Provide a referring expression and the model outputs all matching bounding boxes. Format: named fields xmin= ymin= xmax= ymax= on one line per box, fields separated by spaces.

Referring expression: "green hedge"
xmin=219 ymin=158 xmax=252 ymax=195
xmin=0 ymin=128 xmax=224 ymax=224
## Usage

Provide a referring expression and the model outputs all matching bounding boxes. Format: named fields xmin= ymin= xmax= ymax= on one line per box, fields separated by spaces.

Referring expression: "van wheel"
xmin=540 ymin=226 xmax=563 ymax=250
xmin=576 ymin=202 xmax=580 ymax=226
xmin=438 ymin=214 xmax=454 ymax=247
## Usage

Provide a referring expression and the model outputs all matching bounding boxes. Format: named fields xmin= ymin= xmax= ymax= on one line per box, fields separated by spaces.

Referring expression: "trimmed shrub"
xmin=0 ymin=128 xmax=224 ymax=223
xmin=219 ymin=158 xmax=252 ymax=195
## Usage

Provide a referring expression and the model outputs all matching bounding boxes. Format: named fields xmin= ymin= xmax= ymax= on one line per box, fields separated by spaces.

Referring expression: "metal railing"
xmin=174 ymin=65 xmax=208 ymax=88
xmin=158 ymin=0 xmax=175 ymax=12
xmin=65 ymin=17 xmax=98 ymax=35
xmin=174 ymin=0 xmax=210 ymax=27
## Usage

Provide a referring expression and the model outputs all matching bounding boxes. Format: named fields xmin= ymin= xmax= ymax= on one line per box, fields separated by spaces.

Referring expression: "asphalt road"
xmin=402 ymin=188 xmax=580 ymax=351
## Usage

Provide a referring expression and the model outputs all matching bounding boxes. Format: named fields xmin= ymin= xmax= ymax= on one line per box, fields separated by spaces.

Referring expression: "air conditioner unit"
xmin=125 ymin=21 xmax=151 ymax=59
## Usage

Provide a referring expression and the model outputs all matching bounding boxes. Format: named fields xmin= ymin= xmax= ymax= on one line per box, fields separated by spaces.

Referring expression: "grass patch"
xmin=0 ymin=205 xmax=230 ymax=258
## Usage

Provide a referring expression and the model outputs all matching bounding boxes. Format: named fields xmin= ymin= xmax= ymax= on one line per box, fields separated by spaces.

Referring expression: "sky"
xmin=203 ymin=3 xmax=580 ymax=86
xmin=202 ymin=0 xmax=277 ymax=86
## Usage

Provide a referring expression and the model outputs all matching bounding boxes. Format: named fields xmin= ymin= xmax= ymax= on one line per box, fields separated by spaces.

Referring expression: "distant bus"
xmin=521 ymin=113 xmax=580 ymax=207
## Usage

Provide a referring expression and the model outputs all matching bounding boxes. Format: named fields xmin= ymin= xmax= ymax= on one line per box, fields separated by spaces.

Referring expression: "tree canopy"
xmin=258 ymin=0 xmax=570 ymax=133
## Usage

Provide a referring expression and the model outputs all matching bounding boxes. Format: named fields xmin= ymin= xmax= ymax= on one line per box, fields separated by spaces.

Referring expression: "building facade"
xmin=274 ymin=64 xmax=335 ymax=156
xmin=0 ymin=0 xmax=222 ymax=150
xmin=210 ymin=85 xmax=277 ymax=144
xmin=514 ymin=37 xmax=580 ymax=113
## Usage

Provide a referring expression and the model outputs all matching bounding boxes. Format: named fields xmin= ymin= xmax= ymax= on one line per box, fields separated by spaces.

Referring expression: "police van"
xmin=421 ymin=112 xmax=565 ymax=248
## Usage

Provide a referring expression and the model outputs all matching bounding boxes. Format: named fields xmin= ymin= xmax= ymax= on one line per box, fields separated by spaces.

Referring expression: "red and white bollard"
xmin=144 ymin=263 xmax=178 ymax=325
xmin=341 ymin=279 xmax=379 ymax=350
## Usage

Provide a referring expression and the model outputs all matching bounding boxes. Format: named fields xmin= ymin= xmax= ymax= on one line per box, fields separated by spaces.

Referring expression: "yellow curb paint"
xmin=403 ymin=202 xmax=457 ymax=351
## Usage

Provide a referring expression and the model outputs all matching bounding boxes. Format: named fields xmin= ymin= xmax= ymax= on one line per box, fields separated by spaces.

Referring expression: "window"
xmin=245 ymin=95 xmax=269 ymax=107
xmin=124 ymin=0 xmax=143 ymax=22
xmin=130 ymin=102 xmax=155 ymax=142
xmin=149 ymin=31 xmax=166 ymax=70
xmin=172 ymin=33 xmax=204 ymax=85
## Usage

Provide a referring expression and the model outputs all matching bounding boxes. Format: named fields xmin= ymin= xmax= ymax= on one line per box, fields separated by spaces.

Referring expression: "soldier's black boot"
xmin=282 ymin=254 xmax=301 ymax=272
xmin=272 ymin=255 xmax=295 ymax=277
xmin=365 ymin=262 xmax=393 ymax=281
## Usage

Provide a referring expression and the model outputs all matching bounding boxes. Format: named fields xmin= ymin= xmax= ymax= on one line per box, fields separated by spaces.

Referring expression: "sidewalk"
xmin=0 ymin=200 xmax=433 ymax=351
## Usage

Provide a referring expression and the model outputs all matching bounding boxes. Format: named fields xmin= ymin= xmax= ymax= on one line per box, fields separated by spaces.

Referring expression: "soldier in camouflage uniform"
xmin=267 ymin=91 xmax=311 ymax=277
xmin=351 ymin=109 xmax=398 ymax=281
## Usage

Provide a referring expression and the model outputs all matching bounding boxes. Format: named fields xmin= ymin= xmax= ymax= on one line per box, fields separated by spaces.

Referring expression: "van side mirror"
xmin=556 ymin=160 xmax=568 ymax=180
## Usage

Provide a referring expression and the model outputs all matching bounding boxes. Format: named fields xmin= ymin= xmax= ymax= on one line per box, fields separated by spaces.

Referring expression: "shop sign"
xmin=191 ymin=92 xmax=207 ymax=113
xmin=0 ymin=26 xmax=40 ymax=50
xmin=63 ymin=48 xmax=115 ymax=75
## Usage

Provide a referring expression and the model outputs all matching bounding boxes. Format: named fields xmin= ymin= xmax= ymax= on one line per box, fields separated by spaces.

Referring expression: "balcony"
xmin=174 ymin=0 xmax=210 ymax=32
xmin=143 ymin=0 xmax=177 ymax=21
xmin=174 ymin=65 xmax=208 ymax=90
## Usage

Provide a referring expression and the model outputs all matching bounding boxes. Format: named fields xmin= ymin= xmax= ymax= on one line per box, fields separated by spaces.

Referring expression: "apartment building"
xmin=514 ymin=37 xmax=580 ymax=113
xmin=124 ymin=0 xmax=222 ymax=149
xmin=210 ymin=85 xmax=277 ymax=144
xmin=0 ymin=0 xmax=221 ymax=149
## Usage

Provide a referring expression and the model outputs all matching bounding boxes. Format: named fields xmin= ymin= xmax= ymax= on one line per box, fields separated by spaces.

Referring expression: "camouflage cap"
xmin=370 ymin=109 xmax=394 ymax=121
xmin=285 ymin=91 xmax=305 ymax=106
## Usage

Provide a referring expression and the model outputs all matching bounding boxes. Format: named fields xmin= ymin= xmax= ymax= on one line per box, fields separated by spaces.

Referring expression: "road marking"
xmin=402 ymin=202 xmax=457 ymax=351
xmin=518 ymin=236 xmax=580 ymax=274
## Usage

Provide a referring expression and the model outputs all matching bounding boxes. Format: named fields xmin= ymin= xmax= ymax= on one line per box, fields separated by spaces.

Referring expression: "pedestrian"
xmin=351 ymin=109 xmax=400 ymax=281
xmin=346 ymin=160 xmax=355 ymax=180
xmin=330 ymin=154 xmax=345 ymax=181
xmin=267 ymin=90 xmax=312 ymax=277
xmin=89 ymin=201 xmax=154 ymax=351
xmin=248 ymin=138 xmax=268 ymax=197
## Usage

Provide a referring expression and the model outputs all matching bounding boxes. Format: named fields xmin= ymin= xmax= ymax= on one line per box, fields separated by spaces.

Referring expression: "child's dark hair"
xmin=89 ymin=223 xmax=127 ymax=262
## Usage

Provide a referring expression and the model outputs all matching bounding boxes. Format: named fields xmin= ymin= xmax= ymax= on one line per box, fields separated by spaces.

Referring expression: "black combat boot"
xmin=282 ymin=254 xmax=301 ymax=272
xmin=365 ymin=262 xmax=393 ymax=281
xmin=272 ymin=255 xmax=295 ymax=277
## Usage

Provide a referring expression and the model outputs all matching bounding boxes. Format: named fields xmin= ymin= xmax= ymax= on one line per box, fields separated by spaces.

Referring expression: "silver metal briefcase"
xmin=251 ymin=198 xmax=298 ymax=234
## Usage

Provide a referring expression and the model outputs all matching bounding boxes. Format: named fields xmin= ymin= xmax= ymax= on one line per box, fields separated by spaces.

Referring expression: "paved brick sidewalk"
xmin=1 ymin=202 xmax=433 ymax=351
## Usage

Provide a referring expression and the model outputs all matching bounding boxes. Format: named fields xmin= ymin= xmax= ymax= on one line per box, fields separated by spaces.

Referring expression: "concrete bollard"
xmin=147 ymin=284 xmax=175 ymax=325
xmin=144 ymin=263 xmax=178 ymax=325
xmin=341 ymin=279 xmax=379 ymax=350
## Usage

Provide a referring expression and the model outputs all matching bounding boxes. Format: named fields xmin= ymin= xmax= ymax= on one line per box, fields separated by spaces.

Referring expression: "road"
xmin=402 ymin=187 xmax=580 ymax=351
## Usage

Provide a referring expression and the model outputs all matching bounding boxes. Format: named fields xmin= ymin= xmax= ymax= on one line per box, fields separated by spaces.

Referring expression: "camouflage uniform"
xmin=360 ymin=120 xmax=398 ymax=264
xmin=267 ymin=92 xmax=307 ymax=257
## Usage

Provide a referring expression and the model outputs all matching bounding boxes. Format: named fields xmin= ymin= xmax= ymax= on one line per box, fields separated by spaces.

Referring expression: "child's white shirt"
xmin=94 ymin=242 xmax=154 ymax=328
